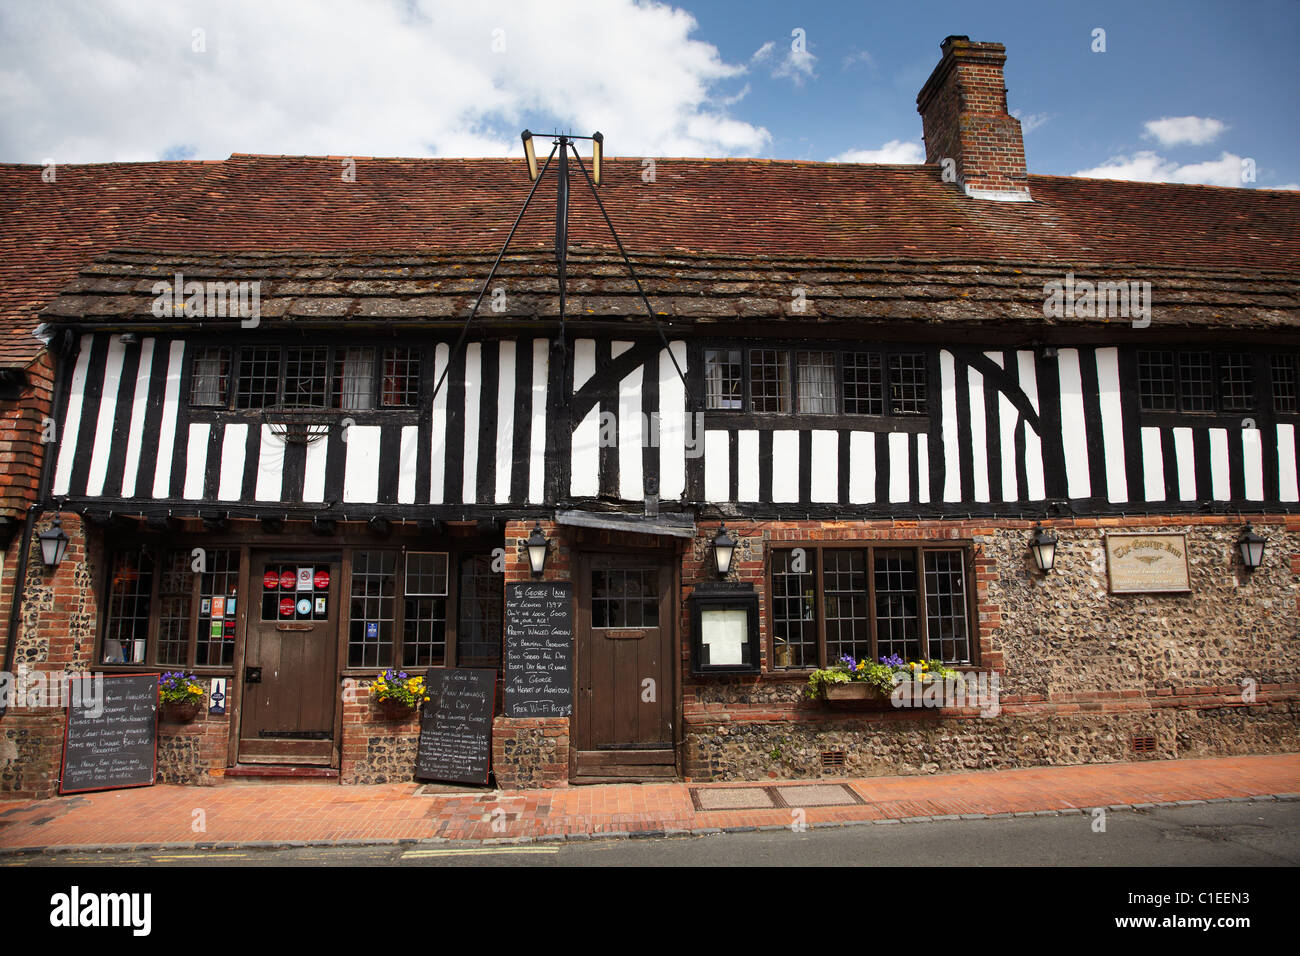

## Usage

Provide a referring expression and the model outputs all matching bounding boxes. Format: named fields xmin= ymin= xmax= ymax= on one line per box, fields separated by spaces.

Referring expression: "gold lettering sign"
xmin=1105 ymin=533 xmax=1191 ymax=593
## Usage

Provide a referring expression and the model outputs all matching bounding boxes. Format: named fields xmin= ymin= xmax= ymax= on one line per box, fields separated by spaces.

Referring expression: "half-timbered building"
xmin=2 ymin=36 xmax=1297 ymax=796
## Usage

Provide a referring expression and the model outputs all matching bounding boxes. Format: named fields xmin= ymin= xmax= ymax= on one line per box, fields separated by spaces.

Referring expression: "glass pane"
xmin=333 ymin=348 xmax=374 ymax=410
xmin=348 ymin=551 xmax=396 ymax=668
xmin=796 ymin=351 xmax=836 ymax=414
xmin=823 ymin=549 xmax=869 ymax=664
xmin=749 ymin=349 xmax=790 ymax=413
xmin=874 ymin=549 xmax=919 ymax=661
xmin=843 ymin=352 xmax=883 ymax=415
xmin=771 ymin=549 xmax=816 ymax=668
xmin=704 ymin=349 xmax=743 ymax=410
xmin=103 ymin=550 xmax=155 ymax=664
xmin=457 ymin=553 xmax=502 ymax=669
xmin=924 ymin=550 xmax=970 ymax=664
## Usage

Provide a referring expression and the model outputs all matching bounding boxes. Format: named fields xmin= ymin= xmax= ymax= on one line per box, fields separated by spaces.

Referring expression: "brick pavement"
xmin=0 ymin=754 xmax=1297 ymax=852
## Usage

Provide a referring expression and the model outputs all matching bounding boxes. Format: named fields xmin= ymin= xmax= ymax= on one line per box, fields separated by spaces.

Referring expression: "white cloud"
xmin=752 ymin=34 xmax=816 ymax=86
xmin=1142 ymin=116 xmax=1228 ymax=147
xmin=1011 ymin=110 xmax=1051 ymax=133
xmin=830 ymin=140 xmax=924 ymax=164
xmin=1073 ymin=150 xmax=1246 ymax=187
xmin=841 ymin=49 xmax=874 ymax=70
xmin=0 ymin=0 xmax=771 ymax=163
xmin=1273 ymin=183 xmax=1300 ymax=191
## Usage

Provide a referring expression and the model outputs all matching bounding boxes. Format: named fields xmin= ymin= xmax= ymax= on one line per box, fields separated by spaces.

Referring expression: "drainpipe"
xmin=1 ymin=329 xmax=76 ymax=718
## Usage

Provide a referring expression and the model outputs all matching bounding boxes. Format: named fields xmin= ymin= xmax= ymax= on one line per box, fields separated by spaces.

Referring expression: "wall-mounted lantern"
xmin=1237 ymin=524 xmax=1266 ymax=571
xmin=712 ymin=523 xmax=737 ymax=576
xmin=1030 ymin=522 xmax=1057 ymax=573
xmin=526 ymin=522 xmax=550 ymax=576
xmin=38 ymin=517 xmax=69 ymax=570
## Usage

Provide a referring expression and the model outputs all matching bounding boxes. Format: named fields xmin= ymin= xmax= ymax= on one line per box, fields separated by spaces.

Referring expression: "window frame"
xmin=1136 ymin=348 xmax=1273 ymax=418
xmin=765 ymin=540 xmax=979 ymax=673
xmin=702 ymin=343 xmax=933 ymax=427
xmin=100 ymin=543 xmax=243 ymax=672
xmin=344 ymin=548 xmax=503 ymax=674
xmin=188 ymin=342 xmax=425 ymax=411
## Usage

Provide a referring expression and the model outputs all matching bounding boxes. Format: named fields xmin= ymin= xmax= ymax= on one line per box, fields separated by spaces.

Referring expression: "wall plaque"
xmin=1105 ymin=533 xmax=1192 ymax=594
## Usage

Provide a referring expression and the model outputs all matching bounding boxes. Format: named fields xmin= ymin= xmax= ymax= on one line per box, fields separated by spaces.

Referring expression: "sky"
xmin=1 ymin=0 xmax=1297 ymax=189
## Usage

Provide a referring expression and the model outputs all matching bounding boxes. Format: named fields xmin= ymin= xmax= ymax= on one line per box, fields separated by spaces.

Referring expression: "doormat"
xmin=689 ymin=782 xmax=866 ymax=812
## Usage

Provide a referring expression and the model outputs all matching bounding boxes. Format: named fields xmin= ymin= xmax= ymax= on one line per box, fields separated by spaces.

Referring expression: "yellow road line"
xmin=401 ymin=846 xmax=558 ymax=858
xmin=151 ymin=853 xmax=248 ymax=860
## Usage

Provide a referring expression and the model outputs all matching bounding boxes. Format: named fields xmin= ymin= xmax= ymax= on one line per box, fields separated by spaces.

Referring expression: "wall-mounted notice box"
xmin=689 ymin=582 xmax=760 ymax=675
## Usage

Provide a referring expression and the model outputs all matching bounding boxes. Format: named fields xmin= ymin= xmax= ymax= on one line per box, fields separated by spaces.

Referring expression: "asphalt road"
xmin=4 ymin=800 xmax=1297 ymax=867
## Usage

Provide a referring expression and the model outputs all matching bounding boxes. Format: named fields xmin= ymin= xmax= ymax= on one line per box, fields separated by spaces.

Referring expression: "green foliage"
xmin=805 ymin=657 xmax=961 ymax=700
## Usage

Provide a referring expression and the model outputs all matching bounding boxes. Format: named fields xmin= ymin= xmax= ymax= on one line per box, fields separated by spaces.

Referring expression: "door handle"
xmin=245 ymin=666 xmax=263 ymax=684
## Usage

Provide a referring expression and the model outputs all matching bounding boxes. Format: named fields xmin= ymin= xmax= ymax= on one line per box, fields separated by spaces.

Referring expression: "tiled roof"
xmin=5 ymin=154 xmax=1300 ymax=358
xmin=124 ymin=155 xmax=1300 ymax=269
xmin=0 ymin=160 xmax=215 ymax=364
xmin=43 ymin=248 xmax=1300 ymax=331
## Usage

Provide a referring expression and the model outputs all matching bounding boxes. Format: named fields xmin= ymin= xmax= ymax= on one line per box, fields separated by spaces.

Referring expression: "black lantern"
xmin=38 ymin=517 xmax=69 ymax=570
xmin=712 ymin=523 xmax=737 ymax=576
xmin=525 ymin=522 xmax=549 ymax=576
xmin=1029 ymin=522 xmax=1057 ymax=573
xmin=1238 ymin=524 xmax=1266 ymax=571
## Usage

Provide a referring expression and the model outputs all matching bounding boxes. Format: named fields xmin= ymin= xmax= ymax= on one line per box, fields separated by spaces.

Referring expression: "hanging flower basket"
xmin=377 ymin=698 xmax=419 ymax=721
xmin=161 ymin=699 xmax=201 ymax=723
xmin=371 ymin=670 xmax=430 ymax=720
xmin=158 ymin=672 xmax=204 ymax=722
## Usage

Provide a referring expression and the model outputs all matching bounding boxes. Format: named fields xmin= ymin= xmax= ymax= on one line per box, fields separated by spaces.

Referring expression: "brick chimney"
xmin=916 ymin=36 xmax=1030 ymax=201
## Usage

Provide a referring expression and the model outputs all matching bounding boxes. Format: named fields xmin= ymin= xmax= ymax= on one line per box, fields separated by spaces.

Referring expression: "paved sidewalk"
xmin=1 ymin=754 xmax=1297 ymax=853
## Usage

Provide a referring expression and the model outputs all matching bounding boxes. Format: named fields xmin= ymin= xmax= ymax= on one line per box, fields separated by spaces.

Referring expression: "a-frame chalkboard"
xmin=415 ymin=668 xmax=496 ymax=786
xmin=59 ymin=673 xmax=158 ymax=795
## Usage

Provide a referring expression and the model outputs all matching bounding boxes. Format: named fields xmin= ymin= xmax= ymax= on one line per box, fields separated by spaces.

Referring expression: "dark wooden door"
xmin=573 ymin=551 xmax=675 ymax=779
xmin=238 ymin=556 xmax=339 ymax=764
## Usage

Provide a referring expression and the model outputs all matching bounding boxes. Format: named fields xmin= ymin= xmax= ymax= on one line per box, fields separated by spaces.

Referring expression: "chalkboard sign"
xmin=504 ymin=582 xmax=573 ymax=718
xmin=59 ymin=673 xmax=158 ymax=795
xmin=416 ymin=668 xmax=496 ymax=786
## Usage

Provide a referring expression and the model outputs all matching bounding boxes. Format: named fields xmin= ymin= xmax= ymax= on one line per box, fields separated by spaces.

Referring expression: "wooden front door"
xmin=573 ymin=551 xmax=676 ymax=780
xmin=238 ymin=555 xmax=340 ymax=764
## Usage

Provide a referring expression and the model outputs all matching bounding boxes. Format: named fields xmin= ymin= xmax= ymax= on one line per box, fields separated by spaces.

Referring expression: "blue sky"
xmin=2 ymin=0 xmax=1297 ymax=188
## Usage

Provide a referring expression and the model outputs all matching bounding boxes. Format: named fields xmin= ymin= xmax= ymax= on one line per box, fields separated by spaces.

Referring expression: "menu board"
xmin=504 ymin=582 xmax=573 ymax=718
xmin=59 ymin=673 xmax=158 ymax=794
xmin=415 ymin=668 xmax=496 ymax=785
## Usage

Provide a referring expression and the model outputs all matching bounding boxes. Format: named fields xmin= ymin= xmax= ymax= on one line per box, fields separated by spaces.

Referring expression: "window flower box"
xmin=807 ymin=656 xmax=960 ymax=707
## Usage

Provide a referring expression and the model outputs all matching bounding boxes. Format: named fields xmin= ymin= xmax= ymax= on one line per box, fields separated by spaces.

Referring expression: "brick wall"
xmin=681 ymin=515 xmax=1300 ymax=781
xmin=0 ymin=512 xmax=103 ymax=797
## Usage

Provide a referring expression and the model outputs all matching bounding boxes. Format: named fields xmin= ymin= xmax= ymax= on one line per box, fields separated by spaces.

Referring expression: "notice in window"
xmin=701 ymin=607 xmax=748 ymax=666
